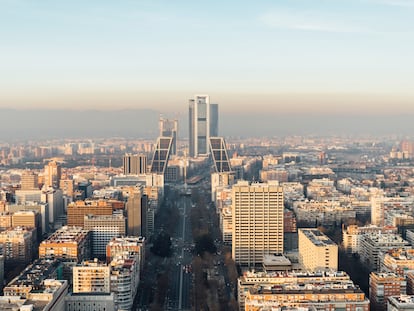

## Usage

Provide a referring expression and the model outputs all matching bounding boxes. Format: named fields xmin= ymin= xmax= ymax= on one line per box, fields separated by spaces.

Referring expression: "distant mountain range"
xmin=1 ymin=108 xmax=414 ymax=141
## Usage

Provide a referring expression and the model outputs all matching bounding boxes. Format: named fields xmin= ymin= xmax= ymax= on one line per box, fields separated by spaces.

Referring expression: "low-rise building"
xmin=237 ymin=270 xmax=353 ymax=311
xmin=73 ymin=259 xmax=111 ymax=293
xmin=381 ymin=248 xmax=414 ymax=276
xmin=0 ymin=226 xmax=36 ymax=264
xmin=241 ymin=271 xmax=369 ymax=311
xmin=388 ymin=295 xmax=414 ymax=311
xmin=369 ymin=272 xmax=406 ymax=311
xmin=298 ymin=228 xmax=338 ymax=271
xmin=39 ymin=226 xmax=90 ymax=263
xmin=65 ymin=292 xmax=116 ymax=311
xmin=360 ymin=233 xmax=410 ymax=271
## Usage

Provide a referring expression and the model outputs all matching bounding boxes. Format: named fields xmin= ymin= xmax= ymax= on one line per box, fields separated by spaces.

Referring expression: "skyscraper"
xmin=123 ymin=154 xmax=147 ymax=175
xmin=126 ymin=185 xmax=146 ymax=236
xmin=189 ymin=95 xmax=218 ymax=158
xmin=159 ymin=117 xmax=178 ymax=155
xmin=210 ymin=103 xmax=219 ymax=137
xmin=232 ymin=180 xmax=284 ymax=267
xmin=44 ymin=160 xmax=61 ymax=189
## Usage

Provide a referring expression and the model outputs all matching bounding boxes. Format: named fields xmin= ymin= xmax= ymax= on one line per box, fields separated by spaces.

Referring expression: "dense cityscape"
xmin=0 ymin=96 xmax=414 ymax=311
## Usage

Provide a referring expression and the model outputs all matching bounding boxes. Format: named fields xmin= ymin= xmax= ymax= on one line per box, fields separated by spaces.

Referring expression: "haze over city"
xmin=1 ymin=0 xmax=414 ymax=124
xmin=3 ymin=2 xmax=414 ymax=310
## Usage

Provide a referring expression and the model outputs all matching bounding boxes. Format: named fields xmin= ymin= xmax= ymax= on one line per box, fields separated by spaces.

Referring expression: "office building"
xmin=41 ymin=187 xmax=64 ymax=228
xmin=126 ymin=185 xmax=146 ymax=236
xmin=123 ymin=153 xmax=147 ymax=175
xmin=67 ymin=200 xmax=113 ymax=227
xmin=44 ymin=160 xmax=62 ymax=188
xmin=84 ymin=214 xmax=126 ymax=258
xmin=149 ymin=136 xmax=173 ymax=175
xmin=159 ymin=116 xmax=178 ymax=155
xmin=78 ymin=181 xmax=93 ymax=199
xmin=298 ymin=228 xmax=338 ymax=271
xmin=209 ymin=137 xmax=232 ymax=173
xmin=232 ymin=180 xmax=284 ymax=267
xmin=370 ymin=272 xmax=406 ymax=311
xmin=73 ymin=260 xmax=111 ymax=293
xmin=20 ymin=170 xmax=38 ymax=190
xmin=210 ymin=103 xmax=219 ymax=137
xmin=189 ymin=95 xmax=218 ymax=158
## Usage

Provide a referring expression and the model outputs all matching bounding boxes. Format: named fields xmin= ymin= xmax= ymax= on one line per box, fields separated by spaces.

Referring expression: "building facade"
xmin=189 ymin=95 xmax=217 ymax=158
xmin=73 ymin=260 xmax=111 ymax=293
xmin=123 ymin=153 xmax=147 ymax=175
xmin=84 ymin=214 xmax=126 ymax=258
xmin=298 ymin=228 xmax=338 ymax=271
xmin=369 ymin=272 xmax=406 ymax=311
xmin=232 ymin=181 xmax=284 ymax=267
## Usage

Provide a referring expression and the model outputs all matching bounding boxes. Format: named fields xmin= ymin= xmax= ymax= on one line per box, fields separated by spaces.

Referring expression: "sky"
xmin=1 ymin=0 xmax=414 ymax=115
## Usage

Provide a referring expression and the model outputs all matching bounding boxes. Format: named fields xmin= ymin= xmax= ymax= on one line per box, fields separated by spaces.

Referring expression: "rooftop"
xmin=299 ymin=228 xmax=337 ymax=246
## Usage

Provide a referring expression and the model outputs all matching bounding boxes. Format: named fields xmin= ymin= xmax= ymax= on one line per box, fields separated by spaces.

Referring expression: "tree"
xmin=195 ymin=234 xmax=217 ymax=256
xmin=150 ymin=231 xmax=172 ymax=257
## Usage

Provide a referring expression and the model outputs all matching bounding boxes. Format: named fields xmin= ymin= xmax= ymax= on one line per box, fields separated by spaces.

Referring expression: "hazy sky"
xmin=1 ymin=0 xmax=414 ymax=114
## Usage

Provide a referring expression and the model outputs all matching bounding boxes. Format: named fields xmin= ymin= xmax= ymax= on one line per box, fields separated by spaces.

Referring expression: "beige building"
xmin=60 ymin=178 xmax=75 ymax=198
xmin=73 ymin=260 xmax=111 ymax=293
xmin=44 ymin=160 xmax=62 ymax=188
xmin=238 ymin=270 xmax=368 ymax=311
xmin=20 ymin=170 xmax=38 ymax=190
xmin=126 ymin=185 xmax=144 ymax=236
xmin=0 ymin=212 xmax=12 ymax=230
xmin=67 ymin=200 xmax=113 ymax=227
xmin=232 ymin=180 xmax=284 ymax=267
xmin=381 ymin=249 xmax=414 ymax=276
xmin=0 ymin=226 xmax=35 ymax=264
xmin=298 ymin=228 xmax=338 ymax=271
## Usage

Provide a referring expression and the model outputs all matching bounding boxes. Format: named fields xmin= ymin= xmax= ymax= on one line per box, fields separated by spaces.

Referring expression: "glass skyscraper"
xmin=188 ymin=95 xmax=218 ymax=158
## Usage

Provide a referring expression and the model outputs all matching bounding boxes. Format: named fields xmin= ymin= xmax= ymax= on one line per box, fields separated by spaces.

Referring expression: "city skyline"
xmin=1 ymin=0 xmax=414 ymax=114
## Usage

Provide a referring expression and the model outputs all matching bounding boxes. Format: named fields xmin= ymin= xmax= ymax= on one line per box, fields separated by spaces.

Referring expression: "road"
xmin=166 ymin=191 xmax=193 ymax=310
